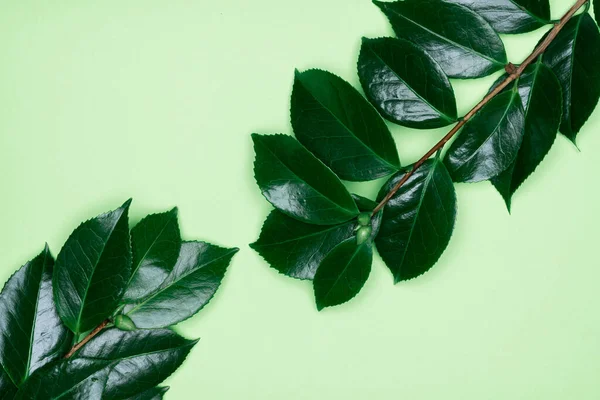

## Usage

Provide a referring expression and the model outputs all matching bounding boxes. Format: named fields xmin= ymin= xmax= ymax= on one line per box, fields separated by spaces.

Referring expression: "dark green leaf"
xmin=15 ymin=358 xmax=112 ymax=400
xmin=446 ymin=0 xmax=551 ymax=34
xmin=0 ymin=246 xmax=72 ymax=386
xmin=125 ymin=242 xmax=237 ymax=328
xmin=491 ymin=60 xmax=562 ymax=210
xmin=313 ymin=239 xmax=373 ymax=310
xmin=543 ymin=13 xmax=600 ymax=143
xmin=252 ymin=134 xmax=359 ymax=225
xmin=444 ymin=90 xmax=525 ymax=182
xmin=376 ymin=156 xmax=457 ymax=282
xmin=291 ymin=69 xmax=400 ymax=181
xmin=76 ymin=328 xmax=195 ymax=399
xmin=123 ymin=208 xmax=181 ymax=303
xmin=374 ymin=0 xmax=507 ymax=78
xmin=250 ymin=195 xmax=380 ymax=281
xmin=358 ymin=37 xmax=458 ymax=129
xmin=251 ymin=212 xmax=356 ymax=280
xmin=54 ymin=200 xmax=132 ymax=334
xmin=125 ymin=387 xmax=169 ymax=400
xmin=0 ymin=367 xmax=16 ymax=399
xmin=16 ymin=329 xmax=194 ymax=400
xmin=595 ymin=0 xmax=599 ymax=25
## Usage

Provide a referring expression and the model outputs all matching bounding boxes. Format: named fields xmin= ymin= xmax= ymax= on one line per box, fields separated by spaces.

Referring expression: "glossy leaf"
xmin=444 ymin=90 xmax=525 ymax=182
xmin=374 ymin=0 xmax=507 ymax=78
xmin=53 ymin=200 xmax=132 ymax=334
xmin=250 ymin=195 xmax=381 ymax=281
xmin=125 ymin=242 xmax=237 ymax=328
xmin=291 ymin=69 xmax=400 ymax=181
xmin=446 ymin=0 xmax=551 ymax=34
xmin=313 ymin=239 xmax=373 ymax=310
xmin=76 ymin=328 xmax=196 ymax=399
xmin=16 ymin=329 xmax=194 ymax=400
xmin=543 ymin=13 xmax=600 ymax=143
xmin=126 ymin=387 xmax=169 ymax=400
xmin=0 ymin=367 xmax=16 ymax=400
xmin=15 ymin=358 xmax=112 ymax=400
xmin=123 ymin=208 xmax=181 ymax=302
xmin=376 ymin=156 xmax=457 ymax=282
xmin=0 ymin=246 xmax=72 ymax=386
xmin=358 ymin=37 xmax=458 ymax=129
xmin=491 ymin=60 xmax=562 ymax=210
xmin=252 ymin=133 xmax=359 ymax=225
xmin=595 ymin=0 xmax=599 ymax=25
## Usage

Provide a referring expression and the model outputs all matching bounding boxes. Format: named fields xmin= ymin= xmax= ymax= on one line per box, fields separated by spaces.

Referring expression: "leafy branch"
xmin=372 ymin=0 xmax=589 ymax=215
xmin=0 ymin=201 xmax=238 ymax=399
xmin=252 ymin=0 xmax=600 ymax=309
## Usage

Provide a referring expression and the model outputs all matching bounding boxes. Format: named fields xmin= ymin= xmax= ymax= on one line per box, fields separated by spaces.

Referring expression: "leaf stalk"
xmin=64 ymin=319 xmax=110 ymax=359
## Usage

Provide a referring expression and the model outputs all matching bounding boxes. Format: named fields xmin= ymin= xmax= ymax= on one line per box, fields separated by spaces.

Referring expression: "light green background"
xmin=1 ymin=1 xmax=599 ymax=398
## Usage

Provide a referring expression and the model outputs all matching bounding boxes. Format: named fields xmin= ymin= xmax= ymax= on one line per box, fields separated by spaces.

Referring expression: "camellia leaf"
xmin=252 ymin=133 xmax=359 ymax=225
xmin=125 ymin=387 xmax=169 ymax=400
xmin=491 ymin=59 xmax=562 ymax=210
xmin=446 ymin=0 xmax=551 ymax=34
xmin=0 ymin=245 xmax=72 ymax=387
xmin=358 ymin=37 xmax=458 ymax=129
xmin=291 ymin=69 xmax=400 ymax=181
xmin=76 ymin=328 xmax=196 ymax=399
xmin=53 ymin=200 xmax=133 ymax=334
xmin=14 ymin=358 xmax=112 ymax=400
xmin=376 ymin=155 xmax=457 ymax=282
xmin=374 ymin=0 xmax=507 ymax=78
xmin=313 ymin=239 xmax=373 ymax=310
xmin=543 ymin=13 xmax=600 ymax=143
xmin=0 ymin=367 xmax=16 ymax=399
xmin=125 ymin=242 xmax=238 ymax=328
xmin=16 ymin=329 xmax=194 ymax=400
xmin=595 ymin=0 xmax=599 ymax=25
xmin=444 ymin=90 xmax=525 ymax=183
xmin=250 ymin=195 xmax=381 ymax=281
xmin=123 ymin=208 xmax=181 ymax=302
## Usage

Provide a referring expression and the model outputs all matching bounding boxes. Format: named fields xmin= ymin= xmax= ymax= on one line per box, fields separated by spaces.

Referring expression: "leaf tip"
xmin=169 ymin=206 xmax=179 ymax=216
xmin=121 ymin=198 xmax=133 ymax=209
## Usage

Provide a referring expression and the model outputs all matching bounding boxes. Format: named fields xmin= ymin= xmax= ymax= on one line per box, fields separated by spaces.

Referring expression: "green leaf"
xmin=125 ymin=242 xmax=238 ymax=328
xmin=0 ymin=246 xmax=72 ymax=386
xmin=595 ymin=0 xmax=599 ymax=25
xmin=543 ymin=13 xmax=600 ymax=143
xmin=15 ymin=358 xmax=112 ymax=400
xmin=123 ymin=208 xmax=181 ymax=302
xmin=376 ymin=156 xmax=457 ymax=282
xmin=53 ymin=200 xmax=133 ymax=334
xmin=445 ymin=0 xmax=551 ymax=34
xmin=444 ymin=90 xmax=525 ymax=183
xmin=0 ymin=367 xmax=16 ymax=399
xmin=291 ymin=69 xmax=400 ymax=181
xmin=252 ymin=133 xmax=359 ymax=225
xmin=358 ymin=37 xmax=458 ymax=129
xmin=16 ymin=329 xmax=194 ymax=400
xmin=313 ymin=239 xmax=373 ymax=310
xmin=125 ymin=387 xmax=169 ymax=400
xmin=250 ymin=194 xmax=381 ymax=281
xmin=374 ymin=0 xmax=507 ymax=78
xmin=76 ymin=328 xmax=196 ymax=399
xmin=491 ymin=59 xmax=562 ymax=210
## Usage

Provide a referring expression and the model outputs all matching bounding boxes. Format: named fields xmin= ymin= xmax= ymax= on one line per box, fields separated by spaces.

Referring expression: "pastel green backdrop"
xmin=1 ymin=0 xmax=599 ymax=398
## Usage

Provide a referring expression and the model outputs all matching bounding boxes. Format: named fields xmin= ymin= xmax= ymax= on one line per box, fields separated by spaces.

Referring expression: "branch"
xmin=372 ymin=0 xmax=589 ymax=216
xmin=64 ymin=319 xmax=110 ymax=359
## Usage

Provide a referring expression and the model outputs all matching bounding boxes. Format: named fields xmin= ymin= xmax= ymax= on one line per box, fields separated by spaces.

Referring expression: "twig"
xmin=372 ymin=0 xmax=589 ymax=216
xmin=64 ymin=319 xmax=110 ymax=359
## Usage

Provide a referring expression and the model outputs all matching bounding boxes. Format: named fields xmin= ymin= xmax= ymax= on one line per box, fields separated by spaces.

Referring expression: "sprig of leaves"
xmin=251 ymin=0 xmax=599 ymax=310
xmin=0 ymin=200 xmax=238 ymax=399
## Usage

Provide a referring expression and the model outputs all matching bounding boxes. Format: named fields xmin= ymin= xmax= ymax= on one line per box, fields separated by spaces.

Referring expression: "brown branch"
xmin=372 ymin=0 xmax=589 ymax=216
xmin=64 ymin=319 xmax=110 ymax=359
